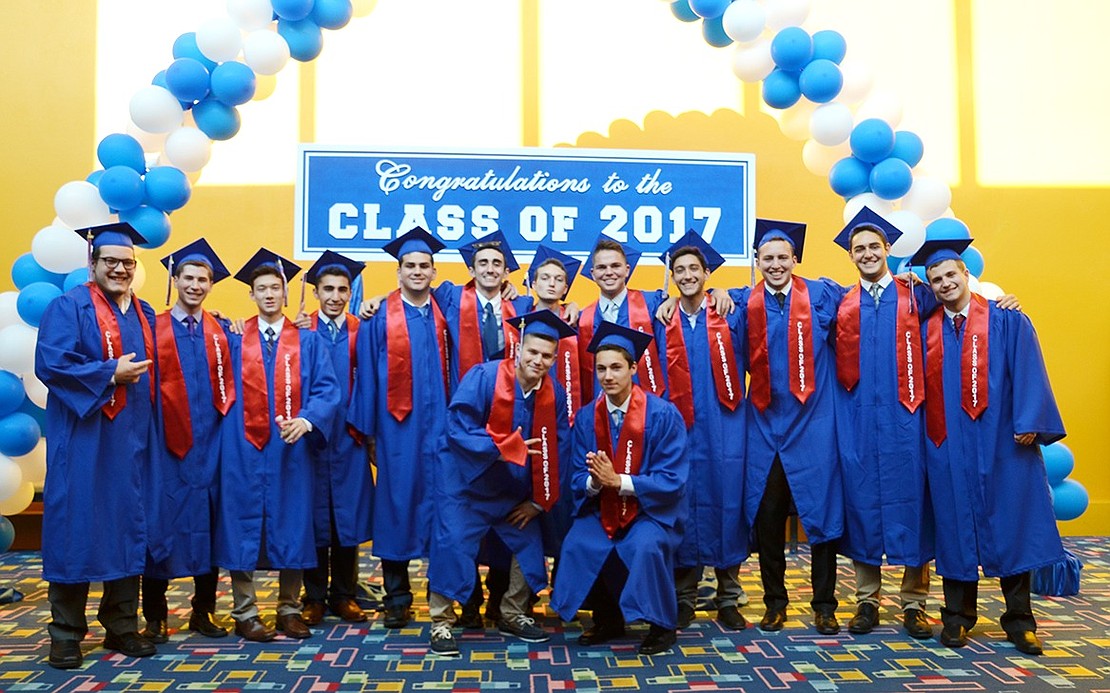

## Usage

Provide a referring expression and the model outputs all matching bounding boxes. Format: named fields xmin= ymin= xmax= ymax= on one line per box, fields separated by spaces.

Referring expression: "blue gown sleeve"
xmin=1005 ymin=309 xmax=1066 ymax=445
xmin=445 ymin=364 xmax=503 ymax=483
xmin=299 ymin=329 xmax=341 ymax=446
xmin=630 ymin=400 xmax=689 ymax=528
xmin=34 ymin=293 xmax=117 ymax=419
xmin=347 ymin=317 xmax=379 ymax=437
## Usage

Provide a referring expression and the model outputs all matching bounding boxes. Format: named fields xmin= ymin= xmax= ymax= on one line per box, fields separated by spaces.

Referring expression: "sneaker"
xmin=497 ymin=614 xmax=549 ymax=643
xmin=429 ymin=623 xmax=460 ymax=657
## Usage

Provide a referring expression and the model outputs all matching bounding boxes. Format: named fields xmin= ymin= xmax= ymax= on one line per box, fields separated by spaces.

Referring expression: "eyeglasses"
xmin=98 ymin=257 xmax=137 ymax=270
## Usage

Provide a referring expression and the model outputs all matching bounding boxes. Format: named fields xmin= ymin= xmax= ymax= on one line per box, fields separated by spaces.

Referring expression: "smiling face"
xmin=313 ymin=270 xmax=351 ymax=319
xmin=173 ymin=262 xmax=213 ymax=312
xmin=398 ymin=251 xmax=437 ymax=297
xmin=595 ymin=347 xmax=634 ymax=405
xmin=926 ymin=258 xmax=971 ymax=312
xmin=755 ymin=239 xmax=796 ymax=291
xmin=848 ymin=228 xmax=890 ymax=283
xmin=670 ymin=250 xmax=708 ymax=301
xmin=469 ymin=247 xmax=508 ymax=297
xmin=92 ymin=244 xmax=136 ymax=299
xmin=516 ymin=333 xmax=558 ymax=391
xmin=249 ymin=269 xmax=285 ymax=320
xmin=590 ymin=249 xmax=630 ymax=299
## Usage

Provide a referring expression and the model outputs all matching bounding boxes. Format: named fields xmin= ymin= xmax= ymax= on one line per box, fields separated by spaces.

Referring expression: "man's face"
xmin=313 ymin=272 xmax=351 ymax=319
xmin=92 ymin=244 xmax=136 ymax=298
xmin=469 ymin=248 xmax=508 ymax=294
xmin=398 ymin=252 xmax=437 ymax=294
xmin=173 ymin=263 xmax=213 ymax=311
xmin=595 ymin=349 xmax=634 ymax=403
xmin=926 ymin=259 xmax=970 ymax=308
xmin=671 ymin=253 xmax=708 ymax=299
xmin=755 ymin=239 xmax=796 ymax=291
xmin=249 ymin=273 xmax=285 ymax=319
xmin=849 ymin=229 xmax=890 ymax=283
xmin=516 ymin=334 xmax=558 ymax=386
xmin=533 ymin=263 xmax=568 ymax=304
xmin=590 ymin=249 xmax=630 ymax=297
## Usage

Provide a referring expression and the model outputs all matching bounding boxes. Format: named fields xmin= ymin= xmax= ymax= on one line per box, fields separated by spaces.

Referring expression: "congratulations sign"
xmin=294 ymin=146 xmax=755 ymax=265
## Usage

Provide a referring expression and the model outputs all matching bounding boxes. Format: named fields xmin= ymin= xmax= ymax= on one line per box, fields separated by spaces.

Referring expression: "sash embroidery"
xmin=594 ymin=387 xmax=647 ymax=538
xmin=241 ymin=317 xmax=302 ymax=451
xmin=88 ymin=283 xmax=155 ymax=419
xmin=577 ymin=292 xmax=662 ymax=399
xmin=384 ymin=291 xmax=450 ymax=422
xmin=747 ymin=276 xmax=815 ymax=411
xmin=458 ymin=282 xmax=519 ymax=377
xmin=664 ymin=295 xmax=743 ymax=429
xmin=925 ymin=294 xmax=990 ymax=447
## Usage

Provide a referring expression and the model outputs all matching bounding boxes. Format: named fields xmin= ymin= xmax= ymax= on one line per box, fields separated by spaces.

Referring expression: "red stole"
xmin=555 ymin=305 xmax=581 ymax=424
xmin=595 ymin=387 xmax=647 ymax=538
xmin=384 ymin=291 xmax=449 ymax=421
xmin=155 ymin=310 xmax=235 ymax=459
xmin=663 ymin=295 xmax=743 ymax=428
xmin=310 ymin=311 xmax=359 ymax=396
xmin=835 ymin=279 xmax=924 ymax=413
xmin=485 ymin=360 xmax=561 ymax=511
xmin=87 ymin=282 xmax=155 ymax=419
xmin=458 ymin=281 xmax=519 ymax=377
xmin=577 ymin=291 xmax=662 ymax=397
xmin=241 ymin=316 xmax=302 ymax=451
xmin=747 ymin=276 xmax=815 ymax=411
xmin=925 ymin=293 xmax=991 ymax=447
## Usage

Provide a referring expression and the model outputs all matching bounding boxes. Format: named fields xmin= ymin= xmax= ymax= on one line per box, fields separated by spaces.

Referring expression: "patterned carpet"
xmin=1 ymin=538 xmax=1108 ymax=692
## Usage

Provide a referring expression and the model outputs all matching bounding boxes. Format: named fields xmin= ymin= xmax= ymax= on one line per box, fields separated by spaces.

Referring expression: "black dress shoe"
xmin=141 ymin=619 xmax=169 ymax=644
xmin=759 ymin=609 xmax=786 ymax=632
xmin=902 ymin=608 xmax=933 ymax=639
xmin=48 ymin=639 xmax=83 ymax=669
xmin=848 ymin=603 xmax=878 ymax=634
xmin=638 ymin=625 xmax=676 ymax=655
xmin=814 ymin=611 xmax=840 ymax=635
xmin=234 ymin=616 xmax=277 ymax=642
xmin=383 ymin=605 xmax=411 ymax=629
xmin=458 ymin=604 xmax=484 ymax=629
xmin=188 ymin=611 xmax=229 ymax=638
xmin=717 ymin=605 xmax=747 ymax=631
xmin=103 ymin=631 xmax=157 ymax=657
xmin=939 ymin=623 xmax=968 ymax=648
xmin=577 ymin=621 xmax=625 ymax=646
xmin=677 ymin=603 xmax=695 ymax=629
xmin=1007 ymin=630 xmax=1043 ymax=655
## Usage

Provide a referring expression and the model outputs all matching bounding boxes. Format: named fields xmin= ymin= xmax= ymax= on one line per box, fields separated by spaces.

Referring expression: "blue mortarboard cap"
xmin=586 ymin=320 xmax=655 ymax=363
xmin=660 ymin=229 xmax=726 ymax=272
xmin=75 ymin=221 xmax=147 ymax=249
xmin=233 ymin=247 xmax=301 ymax=286
xmin=505 ymin=309 xmax=577 ymax=342
xmin=833 ymin=207 xmax=904 ymax=251
xmin=908 ymin=238 xmax=974 ymax=269
xmin=304 ymin=250 xmax=364 ymax=286
xmin=458 ymin=231 xmax=519 ymax=273
xmin=528 ymin=245 xmax=582 ymax=294
xmin=159 ymin=238 xmax=230 ymax=283
xmin=580 ymin=234 xmax=642 ymax=279
xmin=753 ymin=219 xmax=807 ymax=263
xmin=383 ymin=226 xmax=445 ymax=261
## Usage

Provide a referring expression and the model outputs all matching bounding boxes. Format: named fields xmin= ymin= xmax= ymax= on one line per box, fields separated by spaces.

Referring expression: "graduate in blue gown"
xmin=347 ymin=228 xmax=450 ymax=629
xmin=214 ymin=249 xmax=340 ymax=642
xmin=652 ymin=232 xmax=749 ymax=632
xmin=425 ymin=310 xmax=573 ymax=655
xmin=551 ymin=322 xmax=689 ymax=657
xmin=35 ymin=222 xmax=159 ymax=667
xmin=914 ymin=239 xmax=1065 ymax=655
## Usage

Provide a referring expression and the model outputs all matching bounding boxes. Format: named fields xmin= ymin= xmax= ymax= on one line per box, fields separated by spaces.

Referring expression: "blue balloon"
xmin=925 ymin=217 xmax=971 ymax=241
xmin=798 ymin=58 xmax=842 ymax=103
xmin=313 ymin=0 xmax=354 ymax=29
xmin=886 ymin=254 xmax=907 ymax=275
xmin=273 ymin=0 xmax=314 ymax=21
xmin=15 ymin=282 xmax=62 ymax=328
xmin=0 ymin=412 xmax=41 ymax=458
xmin=192 ymin=98 xmax=242 ymax=141
xmin=701 ymin=16 xmax=732 ymax=47
xmin=97 ymin=165 xmax=145 ymax=211
xmin=1051 ymin=479 xmax=1089 ymax=521
xmin=143 ymin=166 xmax=192 ymax=213
xmin=891 ymin=130 xmax=924 ymax=167
xmin=1042 ymin=443 xmax=1075 ymax=486
xmin=828 ymin=156 xmax=872 ymax=198
xmin=811 ymin=29 xmax=847 ymax=64
xmin=0 ymin=371 xmax=23 ymax=419
xmin=11 ymin=253 xmax=65 ymax=290
xmin=770 ymin=27 xmax=813 ymax=72
xmin=63 ymin=268 xmax=88 ymax=292
xmin=119 ymin=205 xmax=171 ymax=249
xmin=0 ymin=516 xmax=13 ymax=553
xmin=153 ymin=69 xmax=194 ymax=110
xmin=86 ymin=169 xmax=105 ymax=186
xmin=172 ymin=32 xmax=217 ymax=72
xmin=961 ymin=246 xmax=985 ymax=278
xmin=670 ymin=0 xmax=699 ymax=22
xmin=762 ymin=68 xmax=801 ymax=109
xmin=689 ymin=0 xmax=730 ymax=19
xmin=850 ymin=118 xmax=895 ymax=163
xmin=869 ymin=157 xmax=913 ymax=200
xmin=210 ymin=61 xmax=257 ymax=106
xmin=165 ymin=57 xmax=211 ymax=104
xmin=894 ymin=256 xmax=927 ymax=283
xmin=17 ymin=396 xmax=46 ymax=432
xmin=278 ymin=18 xmax=325 ymax=62
xmin=97 ymin=134 xmax=146 ymax=174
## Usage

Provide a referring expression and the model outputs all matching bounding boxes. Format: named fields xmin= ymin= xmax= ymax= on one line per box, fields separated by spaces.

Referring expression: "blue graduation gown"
xmin=427 ymin=361 xmax=572 ymax=602
xmin=732 ymin=279 xmax=844 ymax=545
xmin=924 ymin=303 xmax=1065 ymax=581
xmin=579 ymin=289 xmax=668 ymax=399
xmin=214 ymin=326 xmax=340 ymax=571
xmin=348 ymin=300 xmax=447 ymax=561
xmin=550 ymin=393 xmax=688 ymax=629
xmin=832 ymin=282 xmax=937 ymax=567
xmin=34 ymin=288 xmax=159 ymax=583
xmin=146 ymin=314 xmax=230 ymax=580
xmin=654 ymin=305 xmax=749 ymax=569
xmin=431 ymin=281 xmax=533 ymax=390
xmin=310 ymin=317 xmax=373 ymax=549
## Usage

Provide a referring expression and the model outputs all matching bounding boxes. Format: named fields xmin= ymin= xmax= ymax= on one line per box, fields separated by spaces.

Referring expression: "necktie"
xmin=264 ymin=326 xmax=276 ymax=354
xmin=417 ymin=304 xmax=429 ymax=319
xmin=327 ymin=320 xmax=338 ymax=342
xmin=610 ymin=408 xmax=624 ymax=448
xmin=184 ymin=314 xmax=197 ymax=336
xmin=774 ymin=292 xmax=785 ymax=309
xmin=870 ymin=283 xmax=882 ymax=306
xmin=481 ymin=302 xmax=499 ymax=359
xmin=603 ymin=302 xmax=618 ymax=322
xmin=952 ymin=314 xmax=965 ymax=336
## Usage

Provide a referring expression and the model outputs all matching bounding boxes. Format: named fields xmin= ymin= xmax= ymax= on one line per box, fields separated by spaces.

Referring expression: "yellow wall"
xmin=2 ymin=2 xmax=1107 ymax=534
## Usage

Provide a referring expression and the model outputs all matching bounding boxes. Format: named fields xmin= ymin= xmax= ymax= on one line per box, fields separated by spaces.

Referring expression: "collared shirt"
xmin=598 ymin=288 xmax=628 ymax=323
xmin=170 ymin=304 xmax=202 ymax=326
xmin=586 ymin=392 xmax=636 ymax=497
xmin=859 ymin=272 xmax=893 ymax=295
xmin=765 ymin=280 xmax=793 ymax=299
xmin=943 ymin=303 xmax=971 ymax=323
xmin=679 ymin=296 xmax=707 ymax=330
xmin=476 ymin=291 xmax=502 ymax=317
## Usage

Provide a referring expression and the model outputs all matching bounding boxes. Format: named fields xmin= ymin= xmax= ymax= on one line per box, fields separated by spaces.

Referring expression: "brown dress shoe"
xmin=330 ymin=598 xmax=368 ymax=623
xmin=277 ymin=613 xmax=312 ymax=639
xmin=302 ymin=601 xmax=326 ymax=626
xmin=234 ymin=616 xmax=277 ymax=642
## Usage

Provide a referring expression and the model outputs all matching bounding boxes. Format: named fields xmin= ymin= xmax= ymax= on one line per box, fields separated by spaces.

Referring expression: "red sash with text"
xmin=664 ymin=295 xmax=742 ymax=428
xmin=595 ymin=386 xmax=647 ymax=538
xmin=88 ymin=283 xmax=155 ymax=419
xmin=385 ymin=290 xmax=450 ymax=421
xmin=241 ymin=317 xmax=302 ymax=450
xmin=577 ymin=292 xmax=662 ymax=398
xmin=925 ymin=293 xmax=990 ymax=447
xmin=747 ymin=276 xmax=815 ymax=411
xmin=458 ymin=282 xmax=519 ymax=377
xmin=556 ymin=305 xmax=581 ymax=424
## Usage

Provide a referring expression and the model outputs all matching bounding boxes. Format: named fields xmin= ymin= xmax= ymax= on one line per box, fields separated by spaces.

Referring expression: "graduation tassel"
xmin=662 ymin=251 xmax=671 ymax=295
xmin=165 ymin=255 xmax=174 ymax=307
xmin=298 ymin=273 xmax=307 ymax=315
xmin=276 ymin=257 xmax=288 ymax=307
xmin=523 ymin=270 xmax=532 ymax=301
xmin=86 ymin=230 xmax=94 ymax=283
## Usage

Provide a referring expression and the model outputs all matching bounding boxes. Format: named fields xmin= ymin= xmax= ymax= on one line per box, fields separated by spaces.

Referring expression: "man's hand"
xmin=114 ymin=352 xmax=152 ymax=384
xmin=708 ymin=288 xmax=735 ymax=315
xmin=228 ymin=318 xmax=246 ymax=335
xmin=896 ymin=271 xmax=922 ymax=286
xmin=655 ymin=296 xmax=678 ymax=322
xmin=276 ymin=415 xmax=310 ymax=444
xmin=562 ymin=302 xmax=580 ymax=324
xmin=292 ymin=311 xmax=313 ymax=328
xmin=506 ymin=500 xmax=542 ymax=529
xmin=522 ymin=436 xmax=544 ymax=458
xmin=501 ymin=282 xmax=520 ymax=301
xmin=358 ymin=295 xmax=386 ymax=319
xmin=995 ymin=294 xmax=1022 ymax=311
xmin=1014 ymin=432 xmax=1036 ymax=446
xmin=586 ymin=450 xmax=621 ymax=489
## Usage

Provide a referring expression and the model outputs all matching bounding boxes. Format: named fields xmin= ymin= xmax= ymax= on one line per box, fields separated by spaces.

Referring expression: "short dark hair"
xmin=596 ymin=343 xmax=635 ymax=368
xmin=316 ymin=266 xmax=352 ymax=284
xmin=669 ymin=246 xmax=706 ymax=271
xmin=249 ymin=265 xmax=284 ymax=286
xmin=471 ymin=241 xmax=507 ymax=263
xmin=592 ymin=239 xmax=626 ymax=261
xmin=398 ymin=251 xmax=435 ymax=268
xmin=534 ymin=258 xmax=567 ymax=276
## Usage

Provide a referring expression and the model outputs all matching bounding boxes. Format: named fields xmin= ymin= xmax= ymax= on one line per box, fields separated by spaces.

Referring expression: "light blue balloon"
xmin=895 ymin=256 xmax=927 ymax=283
xmin=850 ymin=118 xmax=895 ymax=164
xmin=762 ymin=68 xmax=801 ymax=109
xmin=829 ymin=156 xmax=872 ymax=198
xmin=273 ymin=0 xmax=314 ymax=21
xmin=63 ymin=268 xmax=89 ymax=292
xmin=11 ymin=253 xmax=65 ymax=290
xmin=98 ymin=165 xmax=146 ymax=211
xmin=811 ymin=29 xmax=847 ymax=64
xmin=961 ymin=245 xmax=985 ymax=278
xmin=0 ymin=371 xmax=23 ymax=419
xmin=798 ymin=58 xmax=842 ymax=103
xmin=702 ymin=15 xmax=732 ymax=47
xmin=143 ymin=166 xmax=192 ymax=213
xmin=86 ymin=169 xmax=105 ymax=186
xmin=312 ymin=0 xmax=354 ymax=29
xmin=1042 ymin=443 xmax=1075 ymax=486
xmin=119 ymin=205 xmax=172 ymax=249
xmin=670 ymin=0 xmax=700 ymax=22
xmin=770 ymin=27 xmax=813 ymax=72
xmin=689 ymin=0 xmax=730 ymax=20
xmin=891 ymin=130 xmax=924 ymax=167
xmin=165 ymin=57 xmax=211 ymax=104
xmin=1051 ymin=479 xmax=1089 ymax=521
xmin=97 ymin=134 xmax=146 ymax=174
xmin=15 ymin=282 xmax=62 ymax=328
xmin=172 ymin=32 xmax=217 ymax=72
xmin=869 ymin=157 xmax=913 ymax=200
xmin=0 ymin=516 xmax=13 ymax=553
xmin=886 ymin=254 xmax=907 ymax=275
xmin=210 ymin=61 xmax=257 ymax=106
xmin=0 ymin=412 xmax=41 ymax=458
xmin=925 ymin=217 xmax=971 ymax=241
xmin=192 ymin=98 xmax=242 ymax=141
xmin=278 ymin=18 xmax=325 ymax=62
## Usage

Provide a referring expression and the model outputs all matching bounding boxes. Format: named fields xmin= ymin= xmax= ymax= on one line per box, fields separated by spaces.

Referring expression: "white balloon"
xmin=126 ymin=121 xmax=168 ymax=155
xmin=0 ymin=455 xmax=22 ymax=501
xmin=780 ymin=100 xmax=817 ymax=141
xmin=132 ymin=259 xmax=147 ymax=293
xmin=732 ymin=39 xmax=774 ymax=83
xmin=722 ymin=0 xmax=766 ymax=43
xmin=801 ymin=139 xmax=849 ymax=176
xmin=31 ymin=224 xmax=88 ymax=274
xmin=129 ymin=85 xmax=185 ymax=135
xmin=14 ymin=440 xmax=46 ymax=489
xmin=228 ymin=0 xmax=275 ymax=31
xmin=844 ymin=193 xmax=893 ymax=223
xmin=0 ymin=293 xmax=20 ymax=329
xmin=856 ymin=89 xmax=904 ymax=128
xmin=967 ymin=275 xmax=982 ymax=296
xmin=51 ymin=217 xmax=73 ymax=230
xmin=243 ymin=29 xmax=291 ymax=76
xmin=887 ymin=210 xmax=927 ymax=256
xmin=0 ymin=481 xmax=34 ymax=515
xmin=837 ymin=57 xmax=873 ymax=105
xmin=0 ymin=324 xmax=38 ymax=375
xmin=54 ymin=181 xmax=112 ymax=229
xmin=809 ymin=102 xmax=853 ymax=146
xmin=164 ymin=126 xmax=213 ymax=172
xmin=197 ymin=17 xmax=244 ymax=63
xmin=900 ymin=176 xmax=952 ymax=221
xmin=978 ymin=281 xmax=1004 ymax=300
xmin=764 ymin=0 xmax=812 ymax=31
xmin=22 ymin=372 xmax=48 ymax=409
